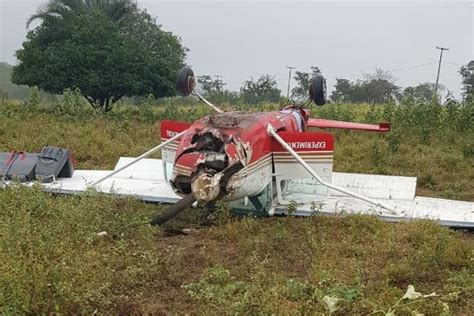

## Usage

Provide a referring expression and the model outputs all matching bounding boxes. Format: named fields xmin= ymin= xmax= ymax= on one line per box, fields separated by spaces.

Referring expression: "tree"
xmin=25 ymin=0 xmax=137 ymax=28
xmin=197 ymin=75 xmax=226 ymax=94
xmin=363 ymin=68 xmax=395 ymax=83
xmin=206 ymin=90 xmax=239 ymax=105
xmin=364 ymin=78 xmax=399 ymax=104
xmin=330 ymin=78 xmax=352 ymax=103
xmin=291 ymin=66 xmax=321 ymax=101
xmin=402 ymin=83 xmax=442 ymax=103
xmin=291 ymin=71 xmax=310 ymax=101
xmin=330 ymin=69 xmax=399 ymax=104
xmin=460 ymin=60 xmax=474 ymax=99
xmin=12 ymin=0 xmax=186 ymax=111
xmin=196 ymin=75 xmax=236 ymax=104
xmin=240 ymin=74 xmax=281 ymax=104
xmin=363 ymin=68 xmax=399 ymax=103
xmin=197 ymin=75 xmax=216 ymax=93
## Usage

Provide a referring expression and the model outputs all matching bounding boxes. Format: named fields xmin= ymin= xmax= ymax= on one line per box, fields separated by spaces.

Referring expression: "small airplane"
xmin=149 ymin=66 xmax=393 ymax=225
xmin=2 ymin=66 xmax=473 ymax=227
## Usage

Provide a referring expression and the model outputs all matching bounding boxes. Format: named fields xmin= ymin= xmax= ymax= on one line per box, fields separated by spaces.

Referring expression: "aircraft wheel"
xmin=309 ymin=74 xmax=327 ymax=105
xmin=150 ymin=193 xmax=196 ymax=226
xmin=176 ymin=66 xmax=195 ymax=96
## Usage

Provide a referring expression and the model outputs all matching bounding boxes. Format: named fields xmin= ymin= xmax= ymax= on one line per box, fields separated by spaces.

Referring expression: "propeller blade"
xmin=150 ymin=193 xmax=196 ymax=226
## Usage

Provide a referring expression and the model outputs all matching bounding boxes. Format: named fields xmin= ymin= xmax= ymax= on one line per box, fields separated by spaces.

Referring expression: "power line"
xmin=442 ymin=61 xmax=464 ymax=66
xmin=388 ymin=62 xmax=438 ymax=72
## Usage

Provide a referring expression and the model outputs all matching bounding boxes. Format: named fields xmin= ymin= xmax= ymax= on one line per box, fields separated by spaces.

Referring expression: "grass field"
xmin=0 ymin=98 xmax=473 ymax=314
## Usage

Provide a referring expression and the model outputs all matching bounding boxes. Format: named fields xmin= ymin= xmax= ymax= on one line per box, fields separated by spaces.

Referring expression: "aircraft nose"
xmin=191 ymin=172 xmax=223 ymax=202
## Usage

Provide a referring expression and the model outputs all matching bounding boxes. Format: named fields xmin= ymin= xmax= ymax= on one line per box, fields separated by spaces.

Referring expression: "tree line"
xmin=2 ymin=0 xmax=473 ymax=110
xmin=196 ymin=65 xmax=473 ymax=105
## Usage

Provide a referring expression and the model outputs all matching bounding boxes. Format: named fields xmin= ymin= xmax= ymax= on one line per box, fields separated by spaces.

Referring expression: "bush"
xmin=53 ymin=88 xmax=88 ymax=116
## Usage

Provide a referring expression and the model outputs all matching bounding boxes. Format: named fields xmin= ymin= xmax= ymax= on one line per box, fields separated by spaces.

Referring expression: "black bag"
xmin=35 ymin=146 xmax=74 ymax=183
xmin=0 ymin=151 xmax=38 ymax=182
xmin=0 ymin=152 xmax=15 ymax=179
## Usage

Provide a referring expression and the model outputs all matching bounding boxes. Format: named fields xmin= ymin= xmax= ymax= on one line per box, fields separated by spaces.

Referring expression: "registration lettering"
xmin=290 ymin=141 xmax=326 ymax=150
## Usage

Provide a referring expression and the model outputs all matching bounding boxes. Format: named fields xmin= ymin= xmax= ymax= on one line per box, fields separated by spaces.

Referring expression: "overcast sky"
xmin=1 ymin=0 xmax=472 ymax=98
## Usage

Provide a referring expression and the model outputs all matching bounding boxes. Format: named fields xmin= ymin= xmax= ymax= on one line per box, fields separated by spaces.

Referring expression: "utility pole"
xmin=434 ymin=46 xmax=449 ymax=98
xmin=214 ymin=75 xmax=223 ymax=91
xmin=286 ymin=66 xmax=296 ymax=98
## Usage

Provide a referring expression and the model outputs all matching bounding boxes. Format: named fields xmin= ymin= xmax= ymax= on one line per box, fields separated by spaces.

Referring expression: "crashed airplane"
xmin=1 ymin=66 xmax=473 ymax=227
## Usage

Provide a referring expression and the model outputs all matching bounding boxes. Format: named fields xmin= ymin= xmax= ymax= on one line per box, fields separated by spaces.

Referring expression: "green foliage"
xmin=187 ymin=217 xmax=473 ymax=314
xmin=331 ymin=78 xmax=352 ymax=103
xmin=240 ymin=74 xmax=282 ymax=104
xmin=332 ymin=79 xmax=399 ymax=104
xmin=459 ymin=60 xmax=474 ymax=99
xmin=54 ymin=88 xmax=87 ymax=115
xmin=401 ymin=82 xmax=439 ymax=103
xmin=0 ymin=185 xmax=169 ymax=314
xmin=206 ymin=90 xmax=240 ymax=106
xmin=208 ymin=201 xmax=235 ymax=225
xmin=291 ymin=71 xmax=310 ymax=101
xmin=182 ymin=265 xmax=361 ymax=314
xmin=331 ymin=68 xmax=399 ymax=104
xmin=313 ymin=102 xmax=356 ymax=121
xmin=23 ymin=85 xmax=41 ymax=109
xmin=12 ymin=0 xmax=186 ymax=112
xmin=183 ymin=266 xmax=248 ymax=307
xmin=197 ymin=74 xmax=226 ymax=93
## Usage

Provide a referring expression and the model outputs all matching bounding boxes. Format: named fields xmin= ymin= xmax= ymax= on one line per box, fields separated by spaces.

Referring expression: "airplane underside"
xmin=24 ymin=156 xmax=473 ymax=228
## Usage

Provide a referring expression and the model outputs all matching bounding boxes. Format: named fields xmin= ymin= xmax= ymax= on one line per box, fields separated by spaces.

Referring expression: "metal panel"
xmin=42 ymin=158 xmax=180 ymax=203
xmin=331 ymin=172 xmax=417 ymax=200
xmin=4 ymin=157 xmax=472 ymax=227
xmin=278 ymin=173 xmax=417 ymax=203
xmin=112 ymin=157 xmax=163 ymax=181
xmin=273 ymin=196 xmax=474 ymax=228
xmin=272 ymin=131 xmax=334 ymax=205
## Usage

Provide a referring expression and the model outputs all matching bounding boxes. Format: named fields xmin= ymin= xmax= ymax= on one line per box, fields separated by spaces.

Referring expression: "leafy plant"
xmin=12 ymin=0 xmax=186 ymax=111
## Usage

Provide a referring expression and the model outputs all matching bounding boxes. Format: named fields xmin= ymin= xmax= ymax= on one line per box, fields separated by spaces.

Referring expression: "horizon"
xmin=1 ymin=0 xmax=472 ymax=98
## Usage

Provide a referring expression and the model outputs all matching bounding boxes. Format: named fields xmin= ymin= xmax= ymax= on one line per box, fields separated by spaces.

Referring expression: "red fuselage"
xmin=169 ymin=109 xmax=305 ymax=201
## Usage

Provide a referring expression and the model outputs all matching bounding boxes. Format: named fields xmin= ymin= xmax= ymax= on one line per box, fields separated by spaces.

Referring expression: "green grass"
xmin=0 ymin=99 xmax=473 ymax=314
xmin=0 ymin=186 xmax=472 ymax=314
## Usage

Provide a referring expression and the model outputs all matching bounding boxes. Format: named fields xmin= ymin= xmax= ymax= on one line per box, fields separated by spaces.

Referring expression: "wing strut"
xmin=194 ymin=90 xmax=223 ymax=113
xmin=267 ymin=124 xmax=398 ymax=215
xmin=89 ymin=130 xmax=186 ymax=187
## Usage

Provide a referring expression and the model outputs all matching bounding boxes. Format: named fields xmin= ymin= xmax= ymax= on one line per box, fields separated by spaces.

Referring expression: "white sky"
xmin=1 ymin=0 xmax=473 ymax=98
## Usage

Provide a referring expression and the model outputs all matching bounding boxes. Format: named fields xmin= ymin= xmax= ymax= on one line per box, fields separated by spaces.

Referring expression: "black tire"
xmin=150 ymin=193 xmax=196 ymax=226
xmin=176 ymin=66 xmax=195 ymax=96
xmin=309 ymin=74 xmax=327 ymax=106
